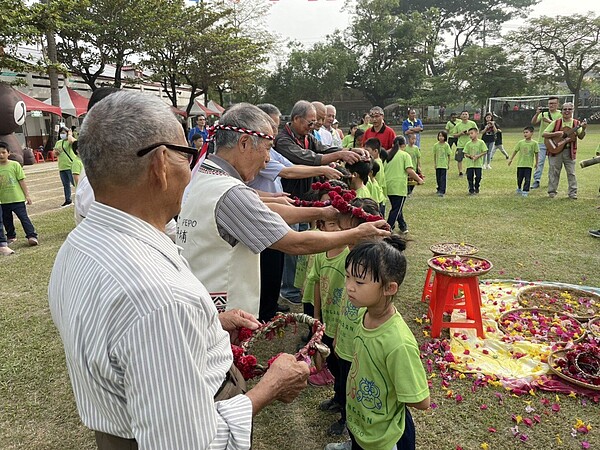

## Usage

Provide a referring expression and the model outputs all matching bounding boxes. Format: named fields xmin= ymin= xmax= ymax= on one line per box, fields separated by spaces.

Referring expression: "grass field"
xmin=1 ymin=127 xmax=599 ymax=450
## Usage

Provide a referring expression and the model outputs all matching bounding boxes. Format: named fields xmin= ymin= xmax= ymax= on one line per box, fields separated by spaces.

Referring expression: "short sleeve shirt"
xmin=362 ymin=124 xmax=396 ymax=150
xmin=307 ymin=248 xmax=349 ymax=338
xmin=513 ymin=139 xmax=539 ymax=168
xmin=405 ymin=145 xmax=421 ymax=169
xmin=346 ymin=310 xmax=429 ymax=450
xmin=384 ymin=151 xmax=413 ymax=197
xmin=535 ymin=110 xmax=562 ymax=141
xmin=454 ymin=121 xmax=478 ymax=148
xmin=0 ymin=161 xmax=26 ymax=203
xmin=433 ymin=142 xmax=452 ymax=169
xmin=463 ymin=139 xmax=488 ymax=169
xmin=54 ymin=139 xmax=76 ymax=171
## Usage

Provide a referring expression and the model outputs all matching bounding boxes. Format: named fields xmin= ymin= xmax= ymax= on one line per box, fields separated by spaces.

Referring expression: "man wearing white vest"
xmin=178 ymin=103 xmax=390 ymax=317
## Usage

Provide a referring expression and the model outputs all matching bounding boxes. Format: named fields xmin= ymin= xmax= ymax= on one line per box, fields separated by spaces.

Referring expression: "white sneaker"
xmin=487 ymin=164 xmax=492 ymax=169
xmin=0 ymin=246 xmax=15 ymax=256
xmin=324 ymin=440 xmax=351 ymax=450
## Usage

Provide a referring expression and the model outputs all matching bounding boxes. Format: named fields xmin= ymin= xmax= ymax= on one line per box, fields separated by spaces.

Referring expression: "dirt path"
xmin=23 ymin=162 xmax=71 ymax=217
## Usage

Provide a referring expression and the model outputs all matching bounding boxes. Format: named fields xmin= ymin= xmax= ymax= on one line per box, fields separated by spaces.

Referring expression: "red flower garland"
xmin=230 ymin=313 xmax=330 ymax=380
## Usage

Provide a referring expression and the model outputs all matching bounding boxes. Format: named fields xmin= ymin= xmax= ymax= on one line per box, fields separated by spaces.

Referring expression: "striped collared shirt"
xmin=48 ymin=202 xmax=252 ymax=449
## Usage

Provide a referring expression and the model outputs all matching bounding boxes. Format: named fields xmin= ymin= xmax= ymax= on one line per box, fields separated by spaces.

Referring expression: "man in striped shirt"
xmin=48 ymin=91 xmax=309 ymax=450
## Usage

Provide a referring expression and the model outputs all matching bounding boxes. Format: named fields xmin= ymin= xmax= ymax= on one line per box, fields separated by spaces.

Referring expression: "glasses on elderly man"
xmin=136 ymin=142 xmax=200 ymax=167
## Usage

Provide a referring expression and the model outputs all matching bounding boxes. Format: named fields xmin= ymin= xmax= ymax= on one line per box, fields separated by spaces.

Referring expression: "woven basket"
xmin=516 ymin=285 xmax=599 ymax=321
xmin=589 ymin=317 xmax=600 ymax=339
xmin=548 ymin=350 xmax=600 ymax=391
xmin=498 ymin=307 xmax=586 ymax=346
xmin=429 ymin=242 xmax=479 ymax=257
xmin=427 ymin=255 xmax=492 ymax=278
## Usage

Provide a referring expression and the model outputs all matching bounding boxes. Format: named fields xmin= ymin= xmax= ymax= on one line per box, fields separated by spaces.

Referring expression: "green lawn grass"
xmin=1 ymin=127 xmax=599 ymax=449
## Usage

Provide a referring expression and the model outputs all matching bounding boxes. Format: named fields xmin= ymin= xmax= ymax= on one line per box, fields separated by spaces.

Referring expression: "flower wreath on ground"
xmin=292 ymin=181 xmax=386 ymax=224
xmin=231 ymin=313 xmax=330 ymax=380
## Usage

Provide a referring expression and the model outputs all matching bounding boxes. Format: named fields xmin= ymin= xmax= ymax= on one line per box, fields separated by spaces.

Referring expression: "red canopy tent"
xmin=16 ymin=91 xmax=62 ymax=116
xmin=44 ymin=86 xmax=88 ymax=117
xmin=207 ymin=100 xmax=225 ymax=114
xmin=170 ymin=106 xmax=188 ymax=118
xmin=193 ymin=99 xmax=221 ymax=117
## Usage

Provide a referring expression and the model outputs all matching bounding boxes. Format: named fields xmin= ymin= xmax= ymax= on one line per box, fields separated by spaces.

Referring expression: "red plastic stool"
xmin=421 ymin=243 xmax=479 ymax=303
xmin=46 ymin=150 xmax=57 ymax=162
xmin=428 ymin=272 xmax=485 ymax=339
xmin=34 ymin=150 xmax=44 ymax=163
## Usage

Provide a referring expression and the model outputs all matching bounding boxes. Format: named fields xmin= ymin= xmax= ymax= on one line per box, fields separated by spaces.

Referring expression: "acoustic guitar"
xmin=544 ymin=112 xmax=600 ymax=155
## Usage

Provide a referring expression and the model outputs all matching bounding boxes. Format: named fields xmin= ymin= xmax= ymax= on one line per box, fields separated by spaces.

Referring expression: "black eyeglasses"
xmin=562 ymin=108 xmax=573 ymax=111
xmin=302 ymin=117 xmax=316 ymax=127
xmin=136 ymin=142 xmax=200 ymax=167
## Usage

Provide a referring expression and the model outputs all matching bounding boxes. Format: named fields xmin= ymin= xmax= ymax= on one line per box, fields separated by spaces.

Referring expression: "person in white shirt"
xmin=48 ymin=91 xmax=309 ymax=450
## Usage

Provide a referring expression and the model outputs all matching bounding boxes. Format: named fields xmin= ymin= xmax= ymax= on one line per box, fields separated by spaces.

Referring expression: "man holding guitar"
xmin=542 ymin=102 xmax=587 ymax=199
xmin=531 ymin=96 xmax=562 ymax=189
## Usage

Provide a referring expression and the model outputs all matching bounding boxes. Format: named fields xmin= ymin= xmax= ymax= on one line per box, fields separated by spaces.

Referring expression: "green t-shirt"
xmin=294 ymin=232 xmax=318 ymax=305
xmin=366 ymin=178 xmax=385 ymax=204
xmin=71 ymin=157 xmax=84 ymax=177
xmin=307 ymin=247 xmax=350 ymax=338
xmin=445 ymin=119 xmax=457 ymax=134
xmin=373 ymin=157 xmax=386 ymax=197
xmin=433 ymin=142 xmax=452 ymax=169
xmin=535 ymin=110 xmax=562 ymax=141
xmin=53 ymin=139 xmax=76 ymax=171
xmin=544 ymin=118 xmax=584 ymax=138
xmin=384 ymin=151 xmax=413 ymax=197
xmin=335 ymin=299 xmax=362 ymax=361
xmin=463 ymin=139 xmax=488 ymax=169
xmin=405 ymin=145 xmax=421 ymax=170
xmin=342 ymin=135 xmax=354 ymax=148
xmin=0 ymin=161 xmax=26 ymax=204
xmin=358 ymin=123 xmax=370 ymax=132
xmin=346 ymin=309 xmax=430 ymax=450
xmin=454 ymin=120 xmax=478 ymax=148
xmin=513 ymin=139 xmax=539 ymax=168
xmin=354 ymin=184 xmax=372 ymax=200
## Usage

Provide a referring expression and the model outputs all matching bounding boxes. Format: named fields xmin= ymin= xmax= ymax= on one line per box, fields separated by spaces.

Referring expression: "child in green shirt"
xmin=433 ymin=130 xmax=452 ymax=197
xmin=325 ymin=235 xmax=430 ymax=450
xmin=346 ymin=160 xmax=373 ymax=200
xmin=508 ymin=126 xmax=539 ymax=197
xmin=318 ymin=197 xmax=385 ymax=438
xmin=463 ymin=128 xmax=488 ymax=195
xmin=366 ymin=161 xmax=386 ymax=215
xmin=405 ymin=134 xmax=422 ymax=196
xmin=384 ymin=136 xmax=423 ymax=233
xmin=342 ymin=123 xmax=358 ymax=148
xmin=0 ymin=143 xmax=38 ymax=246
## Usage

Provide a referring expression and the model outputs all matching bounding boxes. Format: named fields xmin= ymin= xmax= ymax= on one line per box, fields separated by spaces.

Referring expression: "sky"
xmin=267 ymin=0 xmax=600 ymax=47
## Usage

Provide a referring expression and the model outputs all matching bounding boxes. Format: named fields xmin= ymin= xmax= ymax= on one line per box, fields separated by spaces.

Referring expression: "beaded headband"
xmin=208 ymin=124 xmax=274 ymax=141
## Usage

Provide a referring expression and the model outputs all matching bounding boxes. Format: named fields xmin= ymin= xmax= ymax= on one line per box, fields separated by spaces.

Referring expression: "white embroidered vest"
xmin=178 ymin=160 xmax=260 ymax=316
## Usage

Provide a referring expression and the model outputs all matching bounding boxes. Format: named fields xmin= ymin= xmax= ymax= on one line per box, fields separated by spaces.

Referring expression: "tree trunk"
xmin=114 ymin=61 xmax=123 ymax=88
xmin=43 ymin=0 xmax=60 ymax=146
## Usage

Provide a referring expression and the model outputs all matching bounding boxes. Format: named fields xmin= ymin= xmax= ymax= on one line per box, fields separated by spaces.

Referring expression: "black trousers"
xmin=387 ymin=195 xmax=407 ymax=231
xmin=1 ymin=202 xmax=37 ymax=239
xmin=258 ymin=248 xmax=285 ymax=322
xmin=517 ymin=167 xmax=532 ymax=192
xmin=435 ymin=168 xmax=447 ymax=194
xmin=466 ymin=168 xmax=482 ymax=193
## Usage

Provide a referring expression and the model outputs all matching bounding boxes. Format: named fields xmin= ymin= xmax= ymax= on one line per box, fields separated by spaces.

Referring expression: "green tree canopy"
xmin=444 ymin=45 xmax=528 ymax=111
xmin=505 ymin=13 xmax=600 ymax=113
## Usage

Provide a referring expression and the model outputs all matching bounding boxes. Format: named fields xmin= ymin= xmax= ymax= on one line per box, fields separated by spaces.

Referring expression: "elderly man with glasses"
xmin=49 ymin=91 xmax=313 ymax=450
xmin=362 ymin=106 xmax=397 ymax=150
xmin=179 ymin=102 xmax=389 ymax=318
xmin=542 ymin=102 xmax=587 ymax=199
